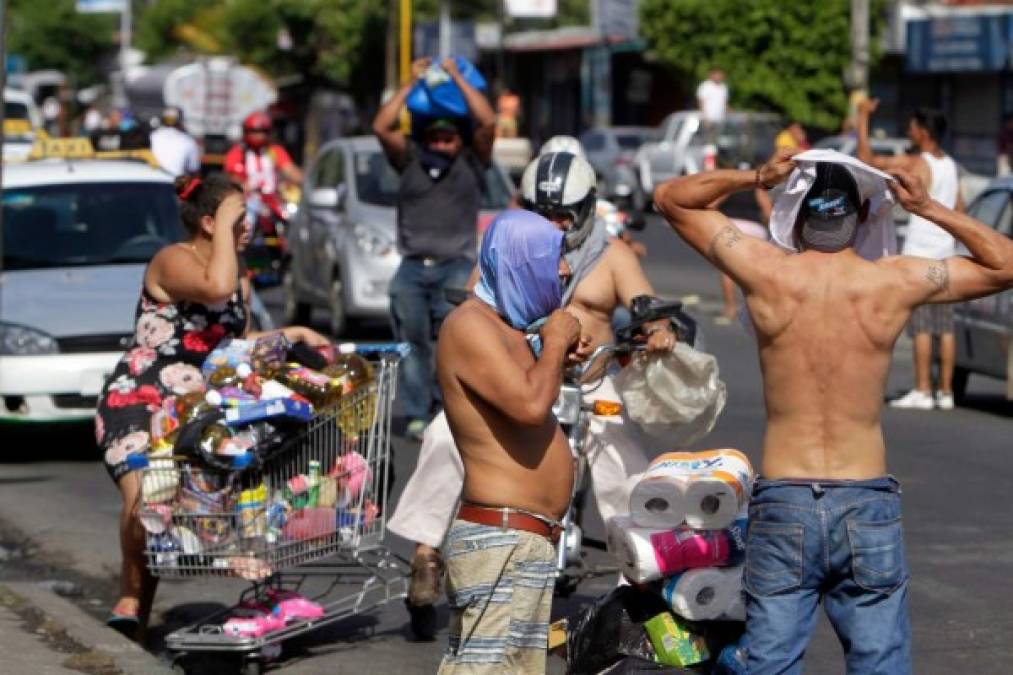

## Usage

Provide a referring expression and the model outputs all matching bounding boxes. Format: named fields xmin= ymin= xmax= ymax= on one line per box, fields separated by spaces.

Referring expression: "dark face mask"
xmin=419 ymin=147 xmax=456 ymax=181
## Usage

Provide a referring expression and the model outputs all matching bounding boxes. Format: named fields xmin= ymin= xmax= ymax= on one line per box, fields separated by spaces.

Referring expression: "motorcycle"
xmin=243 ymin=183 xmax=301 ymax=287
xmin=552 ymin=295 xmax=699 ymax=597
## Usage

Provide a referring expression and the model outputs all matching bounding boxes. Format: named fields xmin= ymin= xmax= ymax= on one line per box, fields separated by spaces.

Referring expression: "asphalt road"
xmin=1 ymin=212 xmax=1011 ymax=674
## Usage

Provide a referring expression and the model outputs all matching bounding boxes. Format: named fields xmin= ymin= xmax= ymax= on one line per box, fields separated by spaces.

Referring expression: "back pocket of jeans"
xmin=744 ymin=521 xmax=804 ymax=596
xmin=847 ymin=518 xmax=907 ymax=594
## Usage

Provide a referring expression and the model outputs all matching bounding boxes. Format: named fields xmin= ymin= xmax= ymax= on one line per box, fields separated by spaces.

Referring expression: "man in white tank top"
xmin=857 ymin=100 xmax=963 ymax=410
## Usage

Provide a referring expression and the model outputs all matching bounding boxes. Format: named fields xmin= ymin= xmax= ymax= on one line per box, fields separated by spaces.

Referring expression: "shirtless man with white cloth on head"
xmin=655 ymin=149 xmax=1013 ymax=674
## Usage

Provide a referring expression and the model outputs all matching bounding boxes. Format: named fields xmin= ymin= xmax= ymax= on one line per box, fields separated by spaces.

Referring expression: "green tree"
xmin=7 ymin=0 xmax=117 ymax=86
xmin=136 ymin=0 xmax=386 ymax=89
xmin=639 ymin=0 xmax=885 ymax=130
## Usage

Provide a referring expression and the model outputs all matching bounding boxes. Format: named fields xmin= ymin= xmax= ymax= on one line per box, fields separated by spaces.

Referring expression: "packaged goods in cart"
xmin=643 ymin=611 xmax=709 ymax=667
xmin=142 ymin=458 xmax=180 ymax=503
xmin=203 ymin=338 xmax=255 ymax=376
xmin=280 ymin=364 xmax=344 ymax=407
xmin=178 ymin=470 xmax=235 ymax=545
xmin=223 ymin=398 xmax=314 ymax=425
xmin=266 ymin=590 xmax=325 ymax=622
xmin=324 ymin=343 xmax=374 ymax=388
xmin=330 ymin=452 xmax=371 ymax=506
xmin=237 ymin=483 xmax=268 ymax=539
xmin=251 ymin=333 xmax=289 ymax=376
xmin=222 ymin=611 xmax=286 ymax=638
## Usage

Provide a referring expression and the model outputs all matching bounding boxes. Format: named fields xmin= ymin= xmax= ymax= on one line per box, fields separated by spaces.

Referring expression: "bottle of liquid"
xmin=176 ymin=391 xmax=215 ymax=422
xmin=323 ymin=343 xmax=373 ymax=391
xmin=326 ymin=344 xmax=376 ymax=434
xmin=281 ymin=363 xmax=343 ymax=408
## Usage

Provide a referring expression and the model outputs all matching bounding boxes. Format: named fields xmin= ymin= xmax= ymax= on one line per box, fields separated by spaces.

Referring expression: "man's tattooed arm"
xmin=925 ymin=260 xmax=950 ymax=295
xmin=707 ymin=225 xmax=744 ymax=259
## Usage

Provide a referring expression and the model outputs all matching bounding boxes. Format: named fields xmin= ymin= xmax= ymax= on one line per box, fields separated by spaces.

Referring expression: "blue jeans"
xmin=743 ymin=476 xmax=911 ymax=675
xmin=389 ymin=256 xmax=473 ymax=422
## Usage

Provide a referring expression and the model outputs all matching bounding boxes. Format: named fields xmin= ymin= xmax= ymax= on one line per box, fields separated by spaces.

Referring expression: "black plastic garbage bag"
xmin=599 ymin=656 xmax=701 ymax=674
xmin=566 ymin=586 xmax=670 ymax=675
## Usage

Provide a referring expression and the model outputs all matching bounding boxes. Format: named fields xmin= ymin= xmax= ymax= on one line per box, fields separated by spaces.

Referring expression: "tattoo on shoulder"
xmin=925 ymin=260 xmax=949 ymax=294
xmin=707 ymin=226 xmax=743 ymax=258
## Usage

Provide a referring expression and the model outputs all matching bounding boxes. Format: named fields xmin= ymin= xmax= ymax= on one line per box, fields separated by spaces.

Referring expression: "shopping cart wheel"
xmin=406 ymin=599 xmax=437 ymax=641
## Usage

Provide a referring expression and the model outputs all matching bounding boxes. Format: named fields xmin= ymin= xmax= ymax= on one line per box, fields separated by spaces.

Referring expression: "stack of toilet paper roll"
xmin=606 ymin=449 xmax=754 ymax=623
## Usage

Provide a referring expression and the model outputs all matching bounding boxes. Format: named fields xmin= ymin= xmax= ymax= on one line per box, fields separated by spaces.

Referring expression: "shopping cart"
xmin=141 ymin=344 xmax=410 ymax=674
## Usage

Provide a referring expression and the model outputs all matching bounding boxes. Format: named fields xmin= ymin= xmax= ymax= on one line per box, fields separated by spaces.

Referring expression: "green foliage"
xmin=135 ymin=0 xmax=386 ymax=88
xmin=639 ymin=0 xmax=885 ymax=131
xmin=7 ymin=0 xmax=117 ymax=85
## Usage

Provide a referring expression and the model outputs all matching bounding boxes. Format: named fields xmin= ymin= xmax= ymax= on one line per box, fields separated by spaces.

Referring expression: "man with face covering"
xmin=656 ymin=150 xmax=1013 ymax=674
xmin=435 ymin=209 xmax=581 ymax=674
xmin=373 ymin=57 xmax=497 ymax=441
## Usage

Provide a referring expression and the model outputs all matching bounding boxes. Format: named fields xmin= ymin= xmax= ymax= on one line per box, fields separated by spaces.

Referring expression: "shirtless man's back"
xmin=656 ymin=152 xmax=1013 ymax=675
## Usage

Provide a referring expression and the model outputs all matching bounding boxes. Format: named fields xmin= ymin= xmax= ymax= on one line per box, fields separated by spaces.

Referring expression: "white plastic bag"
xmin=614 ymin=342 xmax=727 ymax=446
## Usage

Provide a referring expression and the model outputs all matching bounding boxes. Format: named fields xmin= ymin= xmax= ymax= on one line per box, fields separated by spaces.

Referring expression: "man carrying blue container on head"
xmin=372 ymin=56 xmax=497 ymax=440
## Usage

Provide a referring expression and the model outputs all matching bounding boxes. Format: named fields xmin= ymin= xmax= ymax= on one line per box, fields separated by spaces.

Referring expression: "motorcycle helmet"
xmin=242 ymin=111 xmax=272 ymax=149
xmin=538 ymin=134 xmax=587 ymax=160
xmin=520 ymin=151 xmax=597 ymax=251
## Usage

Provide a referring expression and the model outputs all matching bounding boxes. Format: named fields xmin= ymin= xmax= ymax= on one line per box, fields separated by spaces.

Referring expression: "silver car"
xmin=282 ymin=136 xmax=515 ymax=336
xmin=579 ymin=126 xmax=657 ymax=212
xmin=952 ymin=178 xmax=1013 ymax=402
xmin=637 ymin=110 xmax=782 ymax=195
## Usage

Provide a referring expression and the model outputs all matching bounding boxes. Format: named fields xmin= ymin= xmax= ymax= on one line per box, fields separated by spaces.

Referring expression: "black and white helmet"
xmin=538 ymin=135 xmax=587 ymax=160
xmin=520 ymin=151 xmax=597 ymax=251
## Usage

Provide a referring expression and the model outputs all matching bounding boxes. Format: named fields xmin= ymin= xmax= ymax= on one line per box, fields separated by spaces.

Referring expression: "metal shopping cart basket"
xmin=141 ymin=344 xmax=410 ymax=674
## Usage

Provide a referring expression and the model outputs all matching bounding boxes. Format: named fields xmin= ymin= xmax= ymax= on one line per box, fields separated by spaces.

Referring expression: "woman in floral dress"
xmin=95 ymin=174 xmax=327 ymax=637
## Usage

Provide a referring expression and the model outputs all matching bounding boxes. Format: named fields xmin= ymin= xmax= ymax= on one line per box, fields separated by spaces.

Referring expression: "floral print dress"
xmin=96 ymin=284 xmax=247 ymax=482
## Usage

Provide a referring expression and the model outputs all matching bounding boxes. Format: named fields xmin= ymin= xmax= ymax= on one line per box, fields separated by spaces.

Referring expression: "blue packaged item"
xmin=224 ymin=398 xmax=314 ymax=426
xmin=202 ymin=338 xmax=255 ymax=377
xmin=406 ymin=56 xmax=487 ymax=119
xmin=126 ymin=453 xmax=150 ymax=471
xmin=715 ymin=642 xmax=748 ymax=674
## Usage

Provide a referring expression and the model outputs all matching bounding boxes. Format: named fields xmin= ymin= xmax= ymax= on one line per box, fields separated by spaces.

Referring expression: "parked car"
xmin=951 ymin=178 xmax=1013 ymax=403
xmin=3 ymin=87 xmax=43 ymax=162
xmin=637 ymin=110 xmax=782 ymax=196
xmin=579 ymin=126 xmax=657 ymax=212
xmin=283 ymin=136 xmax=515 ymax=336
xmin=0 ymin=152 xmax=273 ymax=424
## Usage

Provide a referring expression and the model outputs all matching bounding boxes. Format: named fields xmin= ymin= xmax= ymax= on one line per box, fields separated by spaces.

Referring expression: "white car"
xmin=0 ymin=157 xmax=273 ymax=423
xmin=3 ymin=88 xmax=43 ymax=163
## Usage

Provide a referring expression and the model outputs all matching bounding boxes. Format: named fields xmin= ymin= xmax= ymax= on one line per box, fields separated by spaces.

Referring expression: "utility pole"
xmin=438 ymin=0 xmax=451 ymax=60
xmin=848 ymin=0 xmax=870 ymax=95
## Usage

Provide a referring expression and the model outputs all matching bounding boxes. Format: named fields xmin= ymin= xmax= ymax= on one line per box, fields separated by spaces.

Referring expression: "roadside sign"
xmin=164 ymin=58 xmax=277 ymax=140
xmin=505 ymin=0 xmax=557 ymax=19
xmin=76 ymin=0 xmax=127 ymax=12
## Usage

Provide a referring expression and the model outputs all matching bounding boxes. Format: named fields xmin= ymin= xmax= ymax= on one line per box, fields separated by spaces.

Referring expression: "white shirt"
xmin=696 ymin=79 xmax=728 ymax=124
xmin=150 ymin=126 xmax=201 ymax=177
xmin=901 ymin=152 xmax=959 ymax=260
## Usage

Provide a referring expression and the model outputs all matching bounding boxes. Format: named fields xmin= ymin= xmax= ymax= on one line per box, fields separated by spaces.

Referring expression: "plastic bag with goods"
xmin=615 ymin=343 xmax=727 ymax=446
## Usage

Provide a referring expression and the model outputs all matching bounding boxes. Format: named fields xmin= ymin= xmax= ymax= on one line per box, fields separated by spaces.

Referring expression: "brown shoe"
xmin=408 ymin=549 xmax=444 ymax=607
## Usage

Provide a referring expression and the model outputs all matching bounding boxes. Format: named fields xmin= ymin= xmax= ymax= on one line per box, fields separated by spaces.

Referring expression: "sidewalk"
xmin=0 ymin=582 xmax=172 ymax=675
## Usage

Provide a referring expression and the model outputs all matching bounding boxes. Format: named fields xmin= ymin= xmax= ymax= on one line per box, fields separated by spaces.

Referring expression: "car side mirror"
xmin=309 ymin=184 xmax=347 ymax=210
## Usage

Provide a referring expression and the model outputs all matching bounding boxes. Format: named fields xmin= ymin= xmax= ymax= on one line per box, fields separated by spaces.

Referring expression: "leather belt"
xmin=457 ymin=503 xmax=563 ymax=544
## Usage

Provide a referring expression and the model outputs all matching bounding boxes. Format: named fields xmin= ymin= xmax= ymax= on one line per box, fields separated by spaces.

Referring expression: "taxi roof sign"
xmin=29 ymin=136 xmax=95 ymax=160
xmin=24 ymin=134 xmax=161 ymax=168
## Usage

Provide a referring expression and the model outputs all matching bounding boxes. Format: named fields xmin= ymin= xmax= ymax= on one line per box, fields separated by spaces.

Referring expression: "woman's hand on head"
xmin=214 ymin=193 xmax=246 ymax=239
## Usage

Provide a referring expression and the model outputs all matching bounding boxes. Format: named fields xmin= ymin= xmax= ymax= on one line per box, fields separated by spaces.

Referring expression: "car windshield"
xmin=4 ymin=101 xmax=34 ymax=142
xmin=616 ymin=133 xmax=651 ymax=150
xmin=354 ymin=150 xmax=513 ymax=210
xmin=3 ymin=182 xmax=182 ymax=271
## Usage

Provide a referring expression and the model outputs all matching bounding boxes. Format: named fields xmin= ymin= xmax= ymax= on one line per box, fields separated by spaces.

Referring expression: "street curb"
xmin=0 ymin=582 xmax=173 ymax=675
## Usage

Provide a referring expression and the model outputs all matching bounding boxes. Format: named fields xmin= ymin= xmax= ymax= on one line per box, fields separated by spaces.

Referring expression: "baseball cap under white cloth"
xmin=769 ymin=148 xmax=897 ymax=262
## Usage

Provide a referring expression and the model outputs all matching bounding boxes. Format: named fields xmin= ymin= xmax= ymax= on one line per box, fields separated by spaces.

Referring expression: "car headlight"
xmin=0 ymin=323 xmax=58 ymax=355
xmin=353 ymin=223 xmax=394 ymax=257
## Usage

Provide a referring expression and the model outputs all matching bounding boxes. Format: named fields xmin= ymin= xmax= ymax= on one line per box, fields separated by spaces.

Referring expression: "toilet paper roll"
xmin=661 ymin=567 xmax=736 ymax=621
xmin=630 ymin=450 xmax=754 ymax=530
xmin=142 ymin=459 xmax=180 ymax=503
xmin=607 ymin=516 xmax=746 ymax=584
xmin=628 ymin=474 xmax=688 ymax=530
